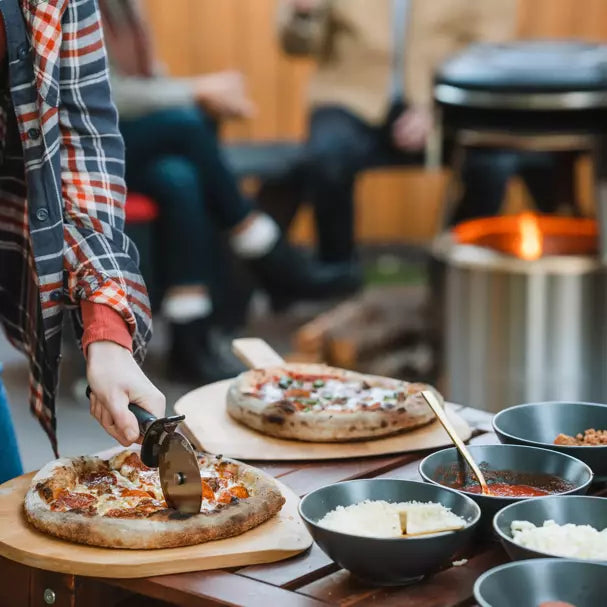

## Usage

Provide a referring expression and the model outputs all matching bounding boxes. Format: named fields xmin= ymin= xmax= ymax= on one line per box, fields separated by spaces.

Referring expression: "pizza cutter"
xmin=86 ymin=387 xmax=202 ymax=513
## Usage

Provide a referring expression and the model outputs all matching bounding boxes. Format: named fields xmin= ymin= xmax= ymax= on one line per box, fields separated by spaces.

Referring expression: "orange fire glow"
xmin=516 ymin=212 xmax=542 ymax=260
xmin=452 ymin=214 xmax=598 ymax=259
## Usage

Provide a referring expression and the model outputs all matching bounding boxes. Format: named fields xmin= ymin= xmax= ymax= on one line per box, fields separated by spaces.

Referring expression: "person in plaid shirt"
xmin=0 ymin=0 xmax=164 ymax=483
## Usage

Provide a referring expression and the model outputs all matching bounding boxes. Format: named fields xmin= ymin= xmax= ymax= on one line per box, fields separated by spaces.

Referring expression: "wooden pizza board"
xmin=0 ymin=473 xmax=311 ymax=578
xmin=176 ymin=338 xmax=471 ymax=460
xmin=175 ymin=381 xmax=471 ymax=461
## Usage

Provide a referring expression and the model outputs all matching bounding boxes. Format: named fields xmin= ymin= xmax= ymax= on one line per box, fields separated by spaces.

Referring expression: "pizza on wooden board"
xmin=24 ymin=450 xmax=285 ymax=549
xmin=226 ymin=363 xmax=440 ymax=442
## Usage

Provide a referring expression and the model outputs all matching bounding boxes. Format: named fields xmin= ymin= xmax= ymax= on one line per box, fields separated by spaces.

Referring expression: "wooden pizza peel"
xmin=175 ymin=338 xmax=472 ymax=461
xmin=0 ymin=469 xmax=311 ymax=578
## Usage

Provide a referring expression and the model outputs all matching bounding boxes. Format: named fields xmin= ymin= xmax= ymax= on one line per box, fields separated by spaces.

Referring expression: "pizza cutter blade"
xmin=158 ymin=431 xmax=203 ymax=514
xmin=127 ymin=403 xmax=203 ymax=514
xmin=86 ymin=387 xmax=203 ymax=513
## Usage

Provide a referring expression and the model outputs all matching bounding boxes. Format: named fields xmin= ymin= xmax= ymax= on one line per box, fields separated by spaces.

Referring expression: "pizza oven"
xmin=433 ymin=214 xmax=607 ymax=413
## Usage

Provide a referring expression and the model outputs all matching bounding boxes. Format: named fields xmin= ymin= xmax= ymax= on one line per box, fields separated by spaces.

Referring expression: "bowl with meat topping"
xmin=418 ymin=444 xmax=592 ymax=534
xmin=493 ymin=402 xmax=607 ymax=481
xmin=493 ymin=495 xmax=607 ymax=563
xmin=298 ymin=479 xmax=480 ymax=585
xmin=474 ymin=559 xmax=607 ymax=607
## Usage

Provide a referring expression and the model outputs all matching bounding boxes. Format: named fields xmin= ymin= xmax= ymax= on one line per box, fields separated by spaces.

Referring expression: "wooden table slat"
xmin=0 ymin=558 xmax=31 ymax=606
xmin=236 ymin=544 xmax=338 ymax=589
xmin=295 ymin=546 xmax=507 ymax=607
xmin=108 ymin=571 xmax=328 ymax=607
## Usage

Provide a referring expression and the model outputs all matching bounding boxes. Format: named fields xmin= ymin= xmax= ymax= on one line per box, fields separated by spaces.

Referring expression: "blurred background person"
xmin=99 ymin=0 xmax=360 ymax=385
xmin=260 ymin=0 xmax=566 ymax=269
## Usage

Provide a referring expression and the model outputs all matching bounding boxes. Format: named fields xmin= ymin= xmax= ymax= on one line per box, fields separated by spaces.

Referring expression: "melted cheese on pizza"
xmin=39 ymin=452 xmax=251 ymax=518
xmin=258 ymin=374 xmax=413 ymax=413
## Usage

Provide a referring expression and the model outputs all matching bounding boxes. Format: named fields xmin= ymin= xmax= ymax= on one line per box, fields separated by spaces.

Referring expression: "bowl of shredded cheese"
xmin=493 ymin=495 xmax=607 ymax=562
xmin=298 ymin=479 xmax=480 ymax=585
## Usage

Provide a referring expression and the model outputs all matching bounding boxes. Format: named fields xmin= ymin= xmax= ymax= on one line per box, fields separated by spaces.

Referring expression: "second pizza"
xmin=226 ymin=363 xmax=439 ymax=442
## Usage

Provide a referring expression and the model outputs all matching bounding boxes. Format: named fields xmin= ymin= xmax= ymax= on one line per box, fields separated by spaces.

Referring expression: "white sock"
xmin=162 ymin=293 xmax=212 ymax=324
xmin=230 ymin=213 xmax=280 ymax=259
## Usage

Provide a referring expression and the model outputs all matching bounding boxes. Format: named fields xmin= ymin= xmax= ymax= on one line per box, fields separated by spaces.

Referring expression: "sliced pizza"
xmin=24 ymin=450 xmax=285 ymax=549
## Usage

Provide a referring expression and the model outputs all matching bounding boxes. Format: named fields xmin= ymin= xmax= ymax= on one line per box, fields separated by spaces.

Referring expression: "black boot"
xmin=167 ymin=318 xmax=245 ymax=385
xmin=245 ymin=238 xmax=363 ymax=305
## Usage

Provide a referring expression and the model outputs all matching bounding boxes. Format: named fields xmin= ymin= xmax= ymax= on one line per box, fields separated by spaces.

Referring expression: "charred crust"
xmin=276 ymin=400 xmax=297 ymax=414
xmin=166 ymin=510 xmax=198 ymax=521
xmin=37 ymin=483 xmax=53 ymax=501
xmin=264 ymin=414 xmax=285 ymax=425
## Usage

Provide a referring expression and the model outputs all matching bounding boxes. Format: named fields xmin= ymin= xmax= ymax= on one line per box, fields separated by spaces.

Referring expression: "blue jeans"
xmin=259 ymin=105 xmax=565 ymax=261
xmin=120 ymin=107 xmax=252 ymax=289
xmin=0 ymin=367 xmax=22 ymax=483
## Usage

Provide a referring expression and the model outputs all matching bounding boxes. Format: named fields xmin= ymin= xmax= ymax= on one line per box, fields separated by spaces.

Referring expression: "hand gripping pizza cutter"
xmin=86 ymin=387 xmax=202 ymax=513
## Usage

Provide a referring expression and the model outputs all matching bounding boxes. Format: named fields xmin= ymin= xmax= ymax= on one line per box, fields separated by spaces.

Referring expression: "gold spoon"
xmin=421 ymin=390 xmax=493 ymax=496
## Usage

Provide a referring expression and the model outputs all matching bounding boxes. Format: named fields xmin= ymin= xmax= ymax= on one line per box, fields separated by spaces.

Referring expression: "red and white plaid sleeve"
xmin=58 ymin=0 xmax=152 ymax=360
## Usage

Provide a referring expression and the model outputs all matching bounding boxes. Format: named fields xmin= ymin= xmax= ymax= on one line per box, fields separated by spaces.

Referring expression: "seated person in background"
xmin=100 ymin=0 xmax=359 ymax=385
xmin=262 ymin=0 xmax=564 ymax=264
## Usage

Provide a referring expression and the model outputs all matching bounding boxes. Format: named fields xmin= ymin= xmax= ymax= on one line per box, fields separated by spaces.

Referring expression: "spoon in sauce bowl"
xmin=421 ymin=390 xmax=493 ymax=496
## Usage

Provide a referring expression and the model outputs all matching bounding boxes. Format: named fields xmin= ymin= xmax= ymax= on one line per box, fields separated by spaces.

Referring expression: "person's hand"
xmin=193 ymin=70 xmax=256 ymax=120
xmin=391 ymin=106 xmax=432 ymax=151
xmin=86 ymin=341 xmax=165 ymax=446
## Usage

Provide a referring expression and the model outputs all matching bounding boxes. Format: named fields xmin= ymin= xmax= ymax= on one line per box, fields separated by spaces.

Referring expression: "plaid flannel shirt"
xmin=0 ymin=0 xmax=152 ymax=456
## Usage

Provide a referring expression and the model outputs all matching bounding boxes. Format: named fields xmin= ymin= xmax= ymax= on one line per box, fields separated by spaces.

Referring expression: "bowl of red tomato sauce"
xmin=418 ymin=445 xmax=592 ymax=534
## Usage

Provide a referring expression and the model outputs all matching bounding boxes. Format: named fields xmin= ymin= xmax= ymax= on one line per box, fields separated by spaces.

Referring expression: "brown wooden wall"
xmin=144 ymin=0 xmax=607 ymax=244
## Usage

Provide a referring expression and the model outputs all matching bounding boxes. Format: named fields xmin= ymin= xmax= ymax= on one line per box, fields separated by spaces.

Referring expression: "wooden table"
xmin=3 ymin=406 xmax=602 ymax=607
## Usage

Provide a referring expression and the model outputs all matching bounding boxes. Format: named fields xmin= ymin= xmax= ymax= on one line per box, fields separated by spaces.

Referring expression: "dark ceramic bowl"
xmin=474 ymin=558 xmax=607 ymax=607
xmin=493 ymin=401 xmax=607 ymax=481
xmin=418 ymin=444 xmax=592 ymax=533
xmin=494 ymin=495 xmax=607 ymax=562
xmin=298 ymin=479 xmax=481 ymax=586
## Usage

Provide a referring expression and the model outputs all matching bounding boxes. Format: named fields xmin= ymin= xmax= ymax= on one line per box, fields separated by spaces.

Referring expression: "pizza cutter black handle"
xmin=85 ymin=386 xmax=185 ymax=467
xmin=128 ymin=403 xmax=157 ymax=436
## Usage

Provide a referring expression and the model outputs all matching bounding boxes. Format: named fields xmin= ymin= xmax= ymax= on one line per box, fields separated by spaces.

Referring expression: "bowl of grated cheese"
xmin=493 ymin=495 xmax=607 ymax=562
xmin=298 ymin=479 xmax=480 ymax=586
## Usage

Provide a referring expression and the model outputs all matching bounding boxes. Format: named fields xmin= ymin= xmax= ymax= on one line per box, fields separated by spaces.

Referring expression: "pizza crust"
xmin=227 ymin=363 xmax=439 ymax=442
xmin=24 ymin=455 xmax=285 ymax=549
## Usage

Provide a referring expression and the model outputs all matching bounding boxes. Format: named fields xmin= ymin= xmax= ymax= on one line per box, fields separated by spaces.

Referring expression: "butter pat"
xmin=318 ymin=500 xmax=468 ymax=538
xmin=399 ymin=503 xmax=467 ymax=536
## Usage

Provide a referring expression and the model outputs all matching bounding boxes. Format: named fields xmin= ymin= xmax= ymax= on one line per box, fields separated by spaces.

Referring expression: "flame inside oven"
xmin=516 ymin=212 xmax=542 ymax=260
